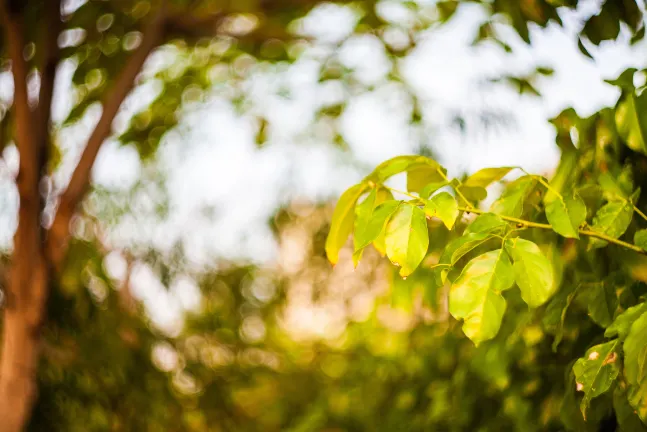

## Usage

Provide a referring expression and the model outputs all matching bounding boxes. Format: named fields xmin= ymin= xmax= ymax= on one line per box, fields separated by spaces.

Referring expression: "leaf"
xmin=408 ymin=161 xmax=447 ymax=193
xmin=449 ymin=249 xmax=514 ymax=344
xmin=354 ymin=189 xmax=377 ymax=246
xmin=623 ymin=310 xmax=647 ymax=387
xmin=462 ymin=167 xmax=514 ymax=188
xmin=573 ymin=340 xmax=620 ymax=418
xmin=614 ymin=387 xmax=647 ymax=432
xmin=624 ymin=311 xmax=647 ymax=422
xmin=490 ymin=175 xmax=537 ymax=218
xmin=366 ymin=155 xmax=445 ymax=185
xmin=589 ymin=200 xmax=633 ymax=248
xmin=465 ymin=213 xmax=507 ymax=235
xmin=424 ymin=192 xmax=458 ymax=230
xmin=385 ymin=204 xmax=429 ymax=277
xmin=353 ymin=189 xmax=394 ymax=265
xmin=635 ymin=229 xmax=647 ymax=251
xmin=457 ymin=185 xmax=487 ymax=202
xmin=545 ymin=193 xmax=587 ymax=239
xmin=440 ymin=232 xmax=493 ymax=267
xmin=599 ymin=171 xmax=632 ymax=201
xmin=628 ymin=382 xmax=647 ymax=424
xmin=587 ymin=281 xmax=618 ymax=328
xmin=325 ymin=183 xmax=367 ymax=265
xmin=419 ymin=181 xmax=448 ymax=199
xmin=606 ymin=302 xmax=647 ymax=341
xmin=616 ymin=92 xmax=647 ymax=156
xmin=355 ymin=200 xmax=401 ymax=256
xmin=543 ymin=284 xmax=581 ymax=352
xmin=504 ymin=238 xmax=556 ymax=307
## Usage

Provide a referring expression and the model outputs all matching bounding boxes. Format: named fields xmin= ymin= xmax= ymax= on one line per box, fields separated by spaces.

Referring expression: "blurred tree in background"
xmin=0 ymin=0 xmax=646 ymax=431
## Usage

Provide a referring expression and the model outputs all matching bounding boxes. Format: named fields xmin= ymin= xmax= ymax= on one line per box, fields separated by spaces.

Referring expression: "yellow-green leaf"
xmin=635 ymin=229 xmax=647 ymax=251
xmin=589 ymin=200 xmax=633 ymax=249
xmin=325 ymin=183 xmax=367 ymax=265
xmin=407 ymin=161 xmax=447 ymax=193
xmin=504 ymin=238 xmax=556 ymax=307
xmin=573 ymin=340 xmax=620 ymax=418
xmin=449 ymin=249 xmax=514 ymax=345
xmin=616 ymin=92 xmax=647 ymax=155
xmin=465 ymin=213 xmax=507 ymax=235
xmin=424 ymin=192 xmax=458 ymax=229
xmin=354 ymin=199 xmax=400 ymax=260
xmin=385 ymin=204 xmax=429 ymax=277
xmin=605 ymin=302 xmax=647 ymax=341
xmin=545 ymin=193 xmax=587 ymax=239
xmin=490 ymin=175 xmax=537 ymax=218
xmin=462 ymin=167 xmax=514 ymax=188
xmin=352 ymin=188 xmax=394 ymax=266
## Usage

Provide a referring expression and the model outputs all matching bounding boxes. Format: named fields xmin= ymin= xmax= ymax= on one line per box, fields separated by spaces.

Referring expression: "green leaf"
xmin=365 ymin=155 xmax=446 ymax=186
xmin=326 ymin=183 xmax=367 ymax=265
xmin=465 ymin=213 xmax=507 ymax=235
xmin=628 ymin=382 xmax=647 ymax=425
xmin=385 ymin=204 xmax=429 ymax=277
xmin=353 ymin=189 xmax=394 ymax=266
xmin=599 ymin=171 xmax=632 ymax=201
xmin=457 ymin=185 xmax=487 ymax=202
xmin=354 ymin=189 xmax=377 ymax=244
xmin=606 ymin=302 xmax=647 ymax=341
xmin=449 ymin=249 xmax=514 ymax=344
xmin=462 ymin=167 xmax=514 ymax=188
xmin=368 ymin=156 xmax=418 ymax=181
xmin=490 ymin=175 xmax=537 ymax=218
xmin=614 ymin=387 xmax=647 ymax=432
xmin=419 ymin=181 xmax=448 ymax=199
xmin=623 ymin=310 xmax=647 ymax=386
xmin=635 ymin=229 xmax=647 ymax=251
xmin=424 ymin=192 xmax=458 ymax=230
xmin=440 ymin=232 xmax=493 ymax=267
xmin=407 ymin=161 xmax=447 ymax=193
xmin=355 ymin=200 xmax=401 ymax=256
xmin=545 ymin=193 xmax=587 ymax=239
xmin=587 ymin=281 xmax=618 ymax=328
xmin=616 ymin=92 xmax=647 ymax=155
xmin=543 ymin=284 xmax=581 ymax=352
xmin=573 ymin=340 xmax=620 ymax=418
xmin=504 ymin=238 xmax=556 ymax=307
xmin=589 ymin=200 xmax=633 ymax=249
xmin=624 ymin=311 xmax=647 ymax=422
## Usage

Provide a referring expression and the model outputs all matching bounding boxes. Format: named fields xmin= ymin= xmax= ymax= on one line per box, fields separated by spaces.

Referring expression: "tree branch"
xmin=36 ymin=0 xmax=62 ymax=164
xmin=0 ymin=1 xmax=38 ymax=199
xmin=46 ymin=4 xmax=167 ymax=268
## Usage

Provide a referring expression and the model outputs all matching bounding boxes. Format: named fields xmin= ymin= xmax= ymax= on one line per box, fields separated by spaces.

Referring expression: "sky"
xmin=0 ymin=0 xmax=646 ymax=333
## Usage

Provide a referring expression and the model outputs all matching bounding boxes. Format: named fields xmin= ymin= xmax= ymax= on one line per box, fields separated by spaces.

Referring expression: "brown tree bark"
xmin=0 ymin=1 xmax=50 ymax=429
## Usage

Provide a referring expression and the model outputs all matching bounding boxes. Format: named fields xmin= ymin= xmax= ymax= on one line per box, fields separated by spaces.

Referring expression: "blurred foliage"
xmin=0 ymin=0 xmax=647 ymax=430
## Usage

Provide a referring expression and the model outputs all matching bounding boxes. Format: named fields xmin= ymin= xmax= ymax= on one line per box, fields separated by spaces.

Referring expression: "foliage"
xmin=326 ymin=65 xmax=647 ymax=428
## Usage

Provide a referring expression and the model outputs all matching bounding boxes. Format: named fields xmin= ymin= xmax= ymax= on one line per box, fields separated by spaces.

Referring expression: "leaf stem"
xmin=457 ymin=206 xmax=646 ymax=255
xmin=437 ymin=168 xmax=474 ymax=208
xmin=633 ymin=205 xmax=647 ymax=223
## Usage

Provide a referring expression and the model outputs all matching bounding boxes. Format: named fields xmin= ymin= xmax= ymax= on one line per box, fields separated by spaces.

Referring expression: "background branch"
xmin=46 ymin=4 xmax=167 ymax=268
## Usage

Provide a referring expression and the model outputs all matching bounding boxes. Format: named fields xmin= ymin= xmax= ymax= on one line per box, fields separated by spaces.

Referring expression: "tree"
xmin=1 ymin=0 xmax=646 ymax=430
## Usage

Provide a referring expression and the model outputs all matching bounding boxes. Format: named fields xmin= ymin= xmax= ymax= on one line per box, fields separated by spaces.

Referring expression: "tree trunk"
xmin=0 ymin=200 xmax=49 ymax=432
